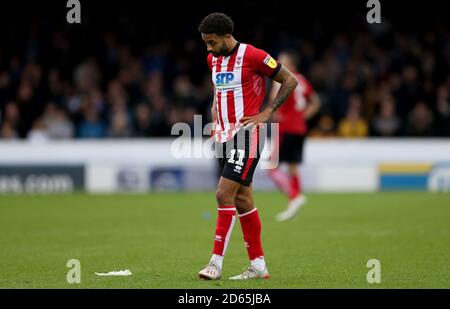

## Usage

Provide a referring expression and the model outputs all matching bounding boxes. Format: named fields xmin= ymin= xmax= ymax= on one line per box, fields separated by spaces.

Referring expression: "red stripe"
xmin=215 ymin=56 xmax=222 ymax=72
xmin=226 ymin=51 xmax=237 ymax=71
xmin=217 ymin=93 xmax=224 ymax=131
xmin=227 ymin=91 xmax=236 ymax=127
xmin=241 ymin=128 xmax=259 ymax=180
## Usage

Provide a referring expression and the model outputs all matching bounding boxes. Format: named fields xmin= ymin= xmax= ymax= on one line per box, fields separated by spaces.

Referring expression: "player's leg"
xmin=212 ymin=176 xmax=241 ymax=267
xmin=199 ymin=176 xmax=240 ymax=280
xmin=287 ymin=162 xmax=301 ymax=198
xmin=230 ymin=184 xmax=269 ymax=280
xmin=228 ymin=128 xmax=269 ymax=280
xmin=200 ymin=127 xmax=267 ymax=280
xmin=276 ymin=135 xmax=307 ymax=221
xmin=267 ymin=132 xmax=291 ymax=195
xmin=286 ymin=134 xmax=305 ymax=200
xmin=199 ymin=135 xmax=243 ymax=280
xmin=234 ymin=182 xmax=254 ymax=214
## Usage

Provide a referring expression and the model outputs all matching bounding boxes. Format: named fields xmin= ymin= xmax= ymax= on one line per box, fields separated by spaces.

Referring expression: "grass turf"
xmin=0 ymin=192 xmax=449 ymax=288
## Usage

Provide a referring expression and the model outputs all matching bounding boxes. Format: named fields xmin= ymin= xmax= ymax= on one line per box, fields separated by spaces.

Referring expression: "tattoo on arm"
xmin=268 ymin=66 xmax=298 ymax=114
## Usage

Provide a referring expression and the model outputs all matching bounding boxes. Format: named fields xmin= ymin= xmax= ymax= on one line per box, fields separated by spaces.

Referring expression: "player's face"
xmin=201 ymin=33 xmax=229 ymax=57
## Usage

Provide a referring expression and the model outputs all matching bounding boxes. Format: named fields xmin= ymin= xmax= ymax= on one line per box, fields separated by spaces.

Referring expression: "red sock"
xmin=212 ymin=205 xmax=236 ymax=256
xmin=289 ymin=174 xmax=301 ymax=199
xmin=239 ymin=208 xmax=264 ymax=260
xmin=268 ymin=169 xmax=291 ymax=196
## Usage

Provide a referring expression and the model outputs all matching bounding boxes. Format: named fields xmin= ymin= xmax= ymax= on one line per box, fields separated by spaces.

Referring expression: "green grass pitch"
xmin=0 ymin=192 xmax=449 ymax=288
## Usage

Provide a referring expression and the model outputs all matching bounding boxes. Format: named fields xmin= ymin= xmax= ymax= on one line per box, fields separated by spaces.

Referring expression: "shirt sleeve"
xmin=249 ymin=46 xmax=281 ymax=78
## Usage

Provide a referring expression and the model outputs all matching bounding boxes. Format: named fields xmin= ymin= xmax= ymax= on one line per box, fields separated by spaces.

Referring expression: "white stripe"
xmin=234 ymin=87 xmax=244 ymax=124
xmin=218 ymin=208 xmax=236 ymax=211
xmin=221 ymin=92 xmax=229 ymax=131
xmin=238 ymin=208 xmax=257 ymax=218
xmin=220 ymin=56 xmax=230 ymax=131
xmin=222 ymin=215 xmax=236 ymax=255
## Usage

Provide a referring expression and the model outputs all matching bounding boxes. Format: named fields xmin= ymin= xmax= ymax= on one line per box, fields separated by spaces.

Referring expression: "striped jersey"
xmin=207 ymin=42 xmax=281 ymax=143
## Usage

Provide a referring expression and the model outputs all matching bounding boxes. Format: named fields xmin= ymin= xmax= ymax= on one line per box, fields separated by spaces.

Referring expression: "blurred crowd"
xmin=304 ymin=26 xmax=450 ymax=138
xmin=0 ymin=13 xmax=449 ymax=140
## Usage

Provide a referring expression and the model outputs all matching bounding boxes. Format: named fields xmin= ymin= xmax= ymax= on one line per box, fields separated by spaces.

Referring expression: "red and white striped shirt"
xmin=207 ymin=42 xmax=281 ymax=143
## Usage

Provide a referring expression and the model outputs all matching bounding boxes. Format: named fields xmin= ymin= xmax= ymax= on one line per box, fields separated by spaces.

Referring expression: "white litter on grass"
xmin=95 ymin=270 xmax=132 ymax=276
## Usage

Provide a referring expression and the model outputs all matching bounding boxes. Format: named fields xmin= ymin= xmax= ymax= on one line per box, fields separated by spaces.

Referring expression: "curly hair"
xmin=198 ymin=12 xmax=234 ymax=35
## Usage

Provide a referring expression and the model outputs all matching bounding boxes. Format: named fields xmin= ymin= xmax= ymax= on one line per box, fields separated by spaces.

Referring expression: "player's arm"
xmin=210 ymin=96 xmax=217 ymax=136
xmin=304 ymin=92 xmax=321 ymax=120
xmin=240 ymin=66 xmax=298 ymax=127
xmin=206 ymin=53 xmax=217 ymax=136
xmin=268 ymin=82 xmax=281 ymax=122
xmin=267 ymin=66 xmax=298 ymax=113
xmin=269 ymin=81 xmax=281 ymax=105
xmin=211 ymin=97 xmax=217 ymax=124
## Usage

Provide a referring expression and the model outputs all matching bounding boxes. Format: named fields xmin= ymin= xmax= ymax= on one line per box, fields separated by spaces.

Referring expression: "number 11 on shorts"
xmin=228 ymin=149 xmax=245 ymax=166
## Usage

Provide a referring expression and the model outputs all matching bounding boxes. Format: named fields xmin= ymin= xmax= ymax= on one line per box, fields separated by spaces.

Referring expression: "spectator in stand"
xmin=337 ymin=94 xmax=368 ymax=138
xmin=371 ymin=96 xmax=403 ymax=137
xmin=0 ymin=121 xmax=18 ymax=140
xmin=309 ymin=114 xmax=337 ymax=138
xmin=78 ymin=107 xmax=106 ymax=138
xmin=435 ymin=85 xmax=450 ymax=136
xmin=0 ymin=10 xmax=448 ymax=140
xmin=406 ymin=102 xmax=435 ymax=137
xmin=27 ymin=118 xmax=50 ymax=142
xmin=42 ymin=103 xmax=74 ymax=139
xmin=133 ymin=103 xmax=153 ymax=137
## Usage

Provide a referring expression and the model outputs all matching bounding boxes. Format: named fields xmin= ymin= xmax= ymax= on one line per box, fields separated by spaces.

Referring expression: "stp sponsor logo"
xmin=215 ymin=72 xmax=234 ymax=85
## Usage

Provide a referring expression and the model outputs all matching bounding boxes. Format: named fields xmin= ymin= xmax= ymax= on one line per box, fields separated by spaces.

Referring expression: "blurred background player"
xmin=197 ymin=13 xmax=298 ymax=280
xmin=268 ymin=50 xmax=321 ymax=221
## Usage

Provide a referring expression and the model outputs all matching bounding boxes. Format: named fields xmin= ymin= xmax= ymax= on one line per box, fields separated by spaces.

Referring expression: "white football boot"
xmin=229 ymin=265 xmax=270 ymax=280
xmin=276 ymin=194 xmax=306 ymax=222
xmin=198 ymin=260 xmax=222 ymax=280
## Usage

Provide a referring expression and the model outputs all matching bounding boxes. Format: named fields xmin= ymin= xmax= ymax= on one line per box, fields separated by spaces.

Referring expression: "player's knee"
xmin=235 ymin=194 xmax=253 ymax=211
xmin=215 ymin=188 xmax=233 ymax=205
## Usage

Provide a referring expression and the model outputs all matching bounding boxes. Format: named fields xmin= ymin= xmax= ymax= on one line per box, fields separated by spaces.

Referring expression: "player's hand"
xmin=240 ymin=109 xmax=271 ymax=130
